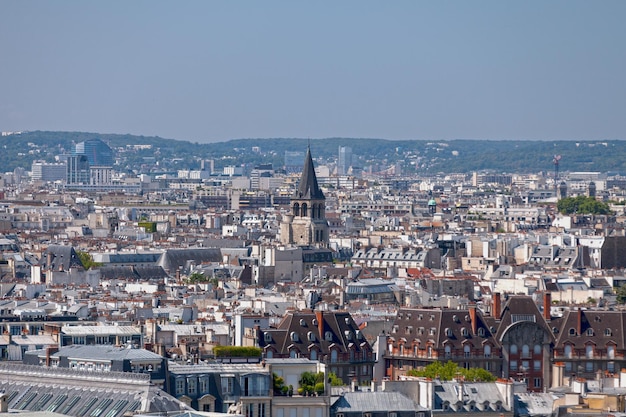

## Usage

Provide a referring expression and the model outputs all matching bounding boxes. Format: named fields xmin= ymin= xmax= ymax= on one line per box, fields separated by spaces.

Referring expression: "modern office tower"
xmin=337 ymin=146 xmax=352 ymax=175
xmin=66 ymin=155 xmax=90 ymax=184
xmin=201 ymin=159 xmax=215 ymax=174
xmin=74 ymin=138 xmax=114 ymax=167
xmin=31 ymin=161 xmax=67 ymax=182
xmin=284 ymin=151 xmax=305 ymax=174
xmin=90 ymin=166 xmax=113 ymax=185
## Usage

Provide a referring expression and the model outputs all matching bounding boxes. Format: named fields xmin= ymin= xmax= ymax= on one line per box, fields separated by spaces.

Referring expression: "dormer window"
xmin=445 ymin=328 xmax=453 ymax=337
xmin=344 ymin=330 xmax=353 ymax=340
xmin=325 ymin=331 xmax=333 ymax=341
xmin=290 ymin=332 xmax=299 ymax=342
xmin=300 ymin=319 xmax=307 ymax=327
xmin=605 ymin=328 xmax=612 ymax=336
xmin=264 ymin=333 xmax=272 ymax=343
xmin=461 ymin=328 xmax=469 ymax=337
xmin=569 ymin=328 xmax=577 ymax=336
xmin=345 ymin=317 xmax=350 ymax=325
xmin=478 ymin=328 xmax=485 ymax=337
xmin=586 ymin=328 xmax=594 ymax=336
xmin=307 ymin=331 xmax=315 ymax=342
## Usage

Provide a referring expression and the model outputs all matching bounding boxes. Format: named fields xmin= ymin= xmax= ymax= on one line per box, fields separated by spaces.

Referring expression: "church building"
xmin=281 ymin=147 xmax=329 ymax=248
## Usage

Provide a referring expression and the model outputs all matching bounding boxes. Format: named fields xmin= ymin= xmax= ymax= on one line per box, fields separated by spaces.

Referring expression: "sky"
xmin=1 ymin=1 xmax=625 ymax=143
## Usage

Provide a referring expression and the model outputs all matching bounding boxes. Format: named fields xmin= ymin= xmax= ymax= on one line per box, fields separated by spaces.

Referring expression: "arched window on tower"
xmin=317 ymin=204 xmax=323 ymax=218
xmin=302 ymin=203 xmax=308 ymax=217
xmin=293 ymin=203 xmax=300 ymax=217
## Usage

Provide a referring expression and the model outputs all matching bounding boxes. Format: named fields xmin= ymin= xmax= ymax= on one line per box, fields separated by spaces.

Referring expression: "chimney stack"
xmin=316 ymin=310 xmax=324 ymax=339
xmin=493 ymin=293 xmax=502 ymax=319
xmin=543 ymin=293 xmax=551 ymax=321
xmin=468 ymin=304 xmax=478 ymax=335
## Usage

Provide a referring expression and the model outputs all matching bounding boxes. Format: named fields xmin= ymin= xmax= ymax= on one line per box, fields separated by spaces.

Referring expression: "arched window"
xmin=522 ymin=344 xmax=530 ymax=357
xmin=310 ymin=349 xmax=318 ymax=361
xmin=510 ymin=344 xmax=518 ymax=355
xmin=464 ymin=345 xmax=471 ymax=358
xmin=534 ymin=344 xmax=542 ymax=355
xmin=564 ymin=344 xmax=572 ymax=359
xmin=445 ymin=345 xmax=452 ymax=358
xmin=318 ymin=205 xmax=323 ymax=218
xmin=484 ymin=345 xmax=491 ymax=358
xmin=331 ymin=349 xmax=338 ymax=363
xmin=290 ymin=350 xmax=297 ymax=358
xmin=586 ymin=345 xmax=594 ymax=359
xmin=293 ymin=203 xmax=300 ymax=217
xmin=301 ymin=203 xmax=308 ymax=217
xmin=608 ymin=345 xmax=615 ymax=359
xmin=427 ymin=346 xmax=433 ymax=358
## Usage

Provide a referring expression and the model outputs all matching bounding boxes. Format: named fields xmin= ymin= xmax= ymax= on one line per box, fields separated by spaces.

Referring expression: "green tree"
xmin=406 ymin=360 xmax=496 ymax=382
xmin=616 ymin=285 xmax=626 ymax=304
xmin=557 ymin=196 xmax=611 ymax=215
xmin=76 ymin=251 xmax=102 ymax=270
xmin=327 ymin=372 xmax=344 ymax=386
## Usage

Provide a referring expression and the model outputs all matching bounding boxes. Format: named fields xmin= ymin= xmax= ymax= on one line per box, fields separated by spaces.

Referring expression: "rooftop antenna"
xmin=553 ymin=154 xmax=561 ymax=191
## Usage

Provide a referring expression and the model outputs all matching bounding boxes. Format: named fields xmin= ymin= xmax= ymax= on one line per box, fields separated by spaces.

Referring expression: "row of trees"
xmin=556 ymin=196 xmax=611 ymax=215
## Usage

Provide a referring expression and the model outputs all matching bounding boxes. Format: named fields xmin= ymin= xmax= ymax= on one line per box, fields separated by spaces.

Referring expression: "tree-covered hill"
xmin=2 ymin=131 xmax=625 ymax=175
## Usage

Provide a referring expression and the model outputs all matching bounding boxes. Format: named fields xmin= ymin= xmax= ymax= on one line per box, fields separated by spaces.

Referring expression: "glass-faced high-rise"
xmin=73 ymin=139 xmax=114 ymax=167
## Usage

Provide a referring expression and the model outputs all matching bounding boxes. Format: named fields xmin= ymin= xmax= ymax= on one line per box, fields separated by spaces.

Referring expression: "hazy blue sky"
xmin=1 ymin=1 xmax=625 ymax=142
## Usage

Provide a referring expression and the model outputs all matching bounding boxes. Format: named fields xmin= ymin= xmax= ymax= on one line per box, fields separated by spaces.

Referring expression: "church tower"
xmin=281 ymin=147 xmax=329 ymax=247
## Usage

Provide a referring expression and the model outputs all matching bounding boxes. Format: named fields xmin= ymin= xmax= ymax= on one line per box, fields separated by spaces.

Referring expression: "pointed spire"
xmin=295 ymin=146 xmax=325 ymax=199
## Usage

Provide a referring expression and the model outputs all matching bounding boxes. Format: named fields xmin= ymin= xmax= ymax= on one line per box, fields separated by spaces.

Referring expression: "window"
xmin=534 ymin=344 xmax=542 ymax=355
xmin=522 ymin=344 xmax=530 ymax=358
xmin=608 ymin=345 xmax=615 ymax=359
xmin=464 ymin=345 xmax=471 ymax=358
xmin=534 ymin=360 xmax=541 ymax=371
xmin=605 ymin=328 xmax=612 ymax=336
xmin=569 ymin=328 xmax=577 ymax=336
xmin=331 ymin=350 xmax=338 ymax=363
xmin=199 ymin=377 xmax=209 ymax=394
xmin=510 ymin=361 xmax=518 ymax=371
xmin=484 ymin=345 xmax=491 ymax=358
xmin=587 ymin=328 xmax=594 ymax=336
xmin=510 ymin=345 xmax=518 ymax=355
xmin=586 ymin=345 xmax=594 ymax=359
xmin=187 ymin=377 xmax=197 ymax=396
xmin=290 ymin=350 xmax=297 ymax=358
xmin=564 ymin=345 xmax=572 ymax=359
xmin=258 ymin=403 xmax=266 ymax=417
xmin=461 ymin=328 xmax=469 ymax=337
xmin=310 ymin=349 xmax=317 ymax=361
xmin=221 ymin=377 xmax=233 ymax=394
xmin=586 ymin=362 xmax=593 ymax=372
xmin=266 ymin=350 xmax=273 ymax=359
xmin=427 ymin=346 xmax=433 ymax=359
xmin=445 ymin=345 xmax=451 ymax=358
xmin=534 ymin=378 xmax=542 ymax=388
xmin=478 ymin=328 xmax=485 ymax=337
xmin=176 ymin=378 xmax=185 ymax=396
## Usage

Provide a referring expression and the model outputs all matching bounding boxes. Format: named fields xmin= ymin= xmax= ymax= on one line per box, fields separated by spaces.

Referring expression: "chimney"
xmin=543 ymin=293 xmax=551 ymax=321
xmin=552 ymin=362 xmax=565 ymax=388
xmin=45 ymin=346 xmax=59 ymax=366
xmin=468 ymin=304 xmax=478 ymax=335
xmin=493 ymin=293 xmax=502 ymax=319
xmin=0 ymin=393 xmax=7 ymax=413
xmin=351 ymin=378 xmax=358 ymax=392
xmin=577 ymin=308 xmax=582 ymax=336
xmin=316 ymin=310 xmax=324 ymax=339
xmin=371 ymin=380 xmax=377 ymax=392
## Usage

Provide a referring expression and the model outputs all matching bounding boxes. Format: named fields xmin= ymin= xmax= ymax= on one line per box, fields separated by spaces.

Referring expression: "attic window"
xmin=345 ymin=317 xmax=350 ymax=325
xmin=325 ymin=331 xmax=333 ymax=341
xmin=453 ymin=315 xmax=459 ymax=322
xmin=406 ymin=326 xmax=413 ymax=335
xmin=312 ymin=319 xmax=318 ymax=326
xmin=461 ymin=328 xmax=469 ymax=337
xmin=478 ymin=328 xmax=485 ymax=337
xmin=290 ymin=332 xmax=299 ymax=342
xmin=586 ymin=328 xmax=594 ymax=336
xmin=300 ymin=319 xmax=307 ymax=327
xmin=465 ymin=315 xmax=470 ymax=322
xmin=605 ymin=328 xmax=612 ymax=336
xmin=418 ymin=314 xmax=423 ymax=320
xmin=418 ymin=327 xmax=424 ymax=335
xmin=429 ymin=328 xmax=436 ymax=336
xmin=430 ymin=315 xmax=435 ymax=321
xmin=264 ymin=333 xmax=272 ymax=343
xmin=392 ymin=325 xmax=399 ymax=334
xmin=445 ymin=328 xmax=453 ymax=337
xmin=569 ymin=328 xmax=577 ymax=336
xmin=307 ymin=331 xmax=315 ymax=342
xmin=344 ymin=330 xmax=353 ymax=340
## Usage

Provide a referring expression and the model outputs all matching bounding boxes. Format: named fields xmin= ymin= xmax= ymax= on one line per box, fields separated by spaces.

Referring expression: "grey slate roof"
xmin=331 ymin=391 xmax=422 ymax=413
xmin=0 ymin=363 xmax=189 ymax=417
xmin=157 ymin=248 xmax=222 ymax=273
xmin=39 ymin=245 xmax=85 ymax=271
xmin=48 ymin=345 xmax=164 ymax=361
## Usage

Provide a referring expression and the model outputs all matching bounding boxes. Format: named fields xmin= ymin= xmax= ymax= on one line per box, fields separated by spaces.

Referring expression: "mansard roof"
xmin=554 ymin=309 xmax=626 ymax=349
xmin=259 ymin=310 xmax=370 ymax=355
xmin=294 ymin=147 xmax=325 ymax=200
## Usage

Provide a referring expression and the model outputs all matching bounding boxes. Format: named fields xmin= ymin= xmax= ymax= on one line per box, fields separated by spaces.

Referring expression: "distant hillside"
xmin=2 ymin=131 xmax=626 ymax=175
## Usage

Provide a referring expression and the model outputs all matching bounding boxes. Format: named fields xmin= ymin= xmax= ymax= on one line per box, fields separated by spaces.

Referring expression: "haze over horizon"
xmin=1 ymin=1 xmax=625 ymax=143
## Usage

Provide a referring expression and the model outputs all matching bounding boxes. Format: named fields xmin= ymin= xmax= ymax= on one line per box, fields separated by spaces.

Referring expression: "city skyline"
xmin=1 ymin=1 xmax=626 ymax=143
